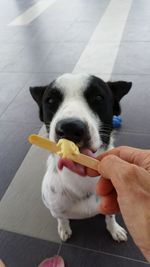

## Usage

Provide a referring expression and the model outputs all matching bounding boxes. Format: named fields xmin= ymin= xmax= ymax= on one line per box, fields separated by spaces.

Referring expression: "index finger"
xmin=86 ymin=146 xmax=150 ymax=177
xmin=96 ymin=146 xmax=150 ymax=166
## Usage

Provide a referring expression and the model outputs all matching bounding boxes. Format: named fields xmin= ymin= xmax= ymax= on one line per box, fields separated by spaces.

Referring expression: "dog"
xmin=30 ymin=73 xmax=132 ymax=242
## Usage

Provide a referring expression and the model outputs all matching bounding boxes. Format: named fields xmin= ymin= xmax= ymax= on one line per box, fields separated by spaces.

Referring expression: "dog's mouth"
xmin=57 ymin=148 xmax=95 ymax=176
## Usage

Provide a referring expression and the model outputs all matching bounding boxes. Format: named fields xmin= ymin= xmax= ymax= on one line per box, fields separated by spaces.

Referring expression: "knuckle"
xmin=100 ymin=155 xmax=119 ymax=176
xmin=123 ymin=164 xmax=137 ymax=180
xmin=103 ymin=154 xmax=117 ymax=163
xmin=117 ymin=145 xmax=126 ymax=150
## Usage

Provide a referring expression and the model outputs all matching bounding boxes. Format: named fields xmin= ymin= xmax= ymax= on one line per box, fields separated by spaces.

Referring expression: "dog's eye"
xmin=93 ymin=95 xmax=104 ymax=102
xmin=46 ymin=89 xmax=63 ymax=107
xmin=48 ymin=97 xmax=55 ymax=104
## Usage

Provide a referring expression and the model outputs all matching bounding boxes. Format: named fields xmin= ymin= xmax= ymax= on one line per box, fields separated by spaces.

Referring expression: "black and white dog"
xmin=30 ymin=73 xmax=132 ymax=242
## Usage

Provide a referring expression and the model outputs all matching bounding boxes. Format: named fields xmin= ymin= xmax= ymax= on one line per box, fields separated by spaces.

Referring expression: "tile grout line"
xmin=62 ymin=243 xmax=149 ymax=264
xmin=0 ymin=73 xmax=33 ymax=120
xmin=57 ymin=243 xmax=62 ymax=256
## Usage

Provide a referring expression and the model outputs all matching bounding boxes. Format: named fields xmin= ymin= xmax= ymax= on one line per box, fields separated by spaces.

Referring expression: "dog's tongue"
xmin=58 ymin=149 xmax=94 ymax=176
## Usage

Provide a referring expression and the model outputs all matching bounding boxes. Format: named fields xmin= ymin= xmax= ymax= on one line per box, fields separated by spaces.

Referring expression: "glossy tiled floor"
xmin=0 ymin=0 xmax=150 ymax=266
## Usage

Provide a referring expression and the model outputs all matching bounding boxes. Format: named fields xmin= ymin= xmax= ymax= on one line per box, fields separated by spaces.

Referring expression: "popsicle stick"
xmin=28 ymin=134 xmax=99 ymax=171
xmin=29 ymin=134 xmax=59 ymax=153
xmin=69 ymin=153 xmax=99 ymax=171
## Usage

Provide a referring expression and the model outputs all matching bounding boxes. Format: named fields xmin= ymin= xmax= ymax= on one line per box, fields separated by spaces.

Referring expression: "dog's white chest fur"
xmin=42 ymin=154 xmax=99 ymax=219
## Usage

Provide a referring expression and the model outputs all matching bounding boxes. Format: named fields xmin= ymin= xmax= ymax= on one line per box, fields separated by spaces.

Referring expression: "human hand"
xmin=87 ymin=146 xmax=150 ymax=262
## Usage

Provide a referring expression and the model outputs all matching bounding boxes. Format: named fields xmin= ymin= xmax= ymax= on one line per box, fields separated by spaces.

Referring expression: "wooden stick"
xmin=29 ymin=134 xmax=59 ymax=153
xmin=29 ymin=134 xmax=99 ymax=171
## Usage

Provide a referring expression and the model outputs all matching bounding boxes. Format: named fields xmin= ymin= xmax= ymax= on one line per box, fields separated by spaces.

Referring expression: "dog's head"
xmin=30 ymin=73 xmax=132 ymax=151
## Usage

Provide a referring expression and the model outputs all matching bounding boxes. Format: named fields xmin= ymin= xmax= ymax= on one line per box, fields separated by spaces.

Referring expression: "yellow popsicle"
xmin=28 ymin=134 xmax=99 ymax=171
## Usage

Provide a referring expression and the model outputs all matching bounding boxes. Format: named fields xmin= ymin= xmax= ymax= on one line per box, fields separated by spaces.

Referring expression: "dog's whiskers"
xmin=100 ymin=133 xmax=110 ymax=138
xmin=99 ymin=129 xmax=111 ymax=132
xmin=100 ymin=125 xmax=112 ymax=130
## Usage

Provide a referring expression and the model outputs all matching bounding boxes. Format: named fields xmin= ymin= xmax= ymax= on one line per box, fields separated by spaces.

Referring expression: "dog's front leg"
xmin=105 ymin=215 xmax=127 ymax=242
xmin=60 ymin=197 xmax=127 ymax=242
xmin=57 ymin=218 xmax=72 ymax=242
xmin=57 ymin=195 xmax=99 ymax=242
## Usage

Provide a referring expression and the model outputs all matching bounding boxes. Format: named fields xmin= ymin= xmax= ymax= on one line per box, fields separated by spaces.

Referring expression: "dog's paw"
xmin=109 ymin=222 xmax=127 ymax=242
xmin=58 ymin=220 xmax=72 ymax=241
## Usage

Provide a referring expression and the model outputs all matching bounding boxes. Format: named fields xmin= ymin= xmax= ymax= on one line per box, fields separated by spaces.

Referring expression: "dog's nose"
xmin=55 ymin=118 xmax=87 ymax=143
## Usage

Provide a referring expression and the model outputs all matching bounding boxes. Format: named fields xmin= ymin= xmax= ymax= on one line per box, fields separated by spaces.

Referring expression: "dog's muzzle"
xmin=55 ymin=118 xmax=90 ymax=146
xmin=55 ymin=118 xmax=95 ymax=176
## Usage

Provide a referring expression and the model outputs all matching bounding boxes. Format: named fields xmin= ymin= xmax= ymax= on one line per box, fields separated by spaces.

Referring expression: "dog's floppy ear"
xmin=29 ymin=86 xmax=47 ymax=121
xmin=107 ymin=81 xmax=132 ymax=115
xmin=29 ymin=86 xmax=47 ymax=106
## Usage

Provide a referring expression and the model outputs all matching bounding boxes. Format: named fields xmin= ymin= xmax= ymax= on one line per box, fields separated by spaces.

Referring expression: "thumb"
xmin=98 ymin=155 xmax=135 ymax=193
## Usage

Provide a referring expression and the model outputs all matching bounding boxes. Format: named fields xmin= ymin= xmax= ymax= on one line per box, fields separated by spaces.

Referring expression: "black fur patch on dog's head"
xmin=30 ymin=82 xmax=64 ymax=123
xmin=107 ymin=80 xmax=132 ymax=116
xmin=84 ymin=76 xmax=132 ymax=143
